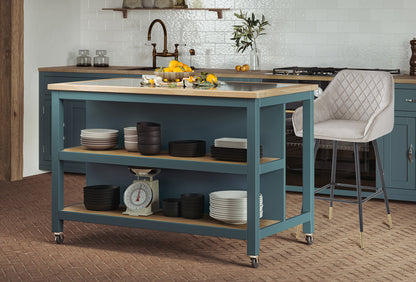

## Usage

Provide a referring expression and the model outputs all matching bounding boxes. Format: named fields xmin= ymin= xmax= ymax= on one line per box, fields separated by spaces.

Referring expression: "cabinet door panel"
xmin=383 ymin=116 xmax=415 ymax=189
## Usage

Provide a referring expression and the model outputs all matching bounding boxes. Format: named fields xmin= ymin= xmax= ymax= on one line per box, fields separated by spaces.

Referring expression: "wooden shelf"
xmin=102 ymin=8 xmax=230 ymax=19
xmin=61 ymin=146 xmax=282 ymax=174
xmin=63 ymin=203 xmax=278 ymax=230
xmin=63 ymin=146 xmax=278 ymax=164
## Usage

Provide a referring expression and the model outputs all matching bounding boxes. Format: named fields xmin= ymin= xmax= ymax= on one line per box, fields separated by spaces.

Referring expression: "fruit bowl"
xmin=154 ymin=71 xmax=194 ymax=81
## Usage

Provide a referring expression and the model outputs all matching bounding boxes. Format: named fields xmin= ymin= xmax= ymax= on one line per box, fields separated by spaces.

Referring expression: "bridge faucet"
xmin=147 ymin=19 xmax=179 ymax=68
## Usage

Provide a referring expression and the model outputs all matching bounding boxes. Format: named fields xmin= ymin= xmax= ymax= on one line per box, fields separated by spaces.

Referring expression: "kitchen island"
xmin=48 ymin=78 xmax=317 ymax=267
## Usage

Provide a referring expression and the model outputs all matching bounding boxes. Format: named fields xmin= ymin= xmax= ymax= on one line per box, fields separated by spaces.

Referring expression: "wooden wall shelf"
xmin=102 ymin=7 xmax=230 ymax=19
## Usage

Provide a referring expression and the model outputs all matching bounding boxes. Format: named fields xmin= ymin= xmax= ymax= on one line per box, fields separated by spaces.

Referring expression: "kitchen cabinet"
xmin=379 ymin=84 xmax=416 ymax=201
xmin=48 ymin=78 xmax=316 ymax=267
xmin=38 ymin=72 xmax=140 ymax=172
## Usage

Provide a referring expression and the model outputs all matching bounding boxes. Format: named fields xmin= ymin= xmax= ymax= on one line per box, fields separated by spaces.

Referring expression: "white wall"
xmin=24 ymin=0 xmax=81 ymax=177
xmin=79 ymin=0 xmax=416 ymax=71
xmin=23 ymin=0 xmax=416 ymax=177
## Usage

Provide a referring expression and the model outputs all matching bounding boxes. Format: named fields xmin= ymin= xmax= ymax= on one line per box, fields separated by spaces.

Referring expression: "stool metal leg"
xmin=329 ymin=141 xmax=338 ymax=220
xmin=296 ymin=139 xmax=320 ymax=239
xmin=372 ymin=140 xmax=393 ymax=229
xmin=354 ymin=143 xmax=365 ymax=249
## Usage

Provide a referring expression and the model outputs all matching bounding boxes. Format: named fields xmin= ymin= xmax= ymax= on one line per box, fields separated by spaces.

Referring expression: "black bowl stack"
xmin=136 ymin=122 xmax=161 ymax=155
xmin=180 ymin=193 xmax=204 ymax=219
xmin=162 ymin=198 xmax=181 ymax=217
xmin=84 ymin=185 xmax=120 ymax=211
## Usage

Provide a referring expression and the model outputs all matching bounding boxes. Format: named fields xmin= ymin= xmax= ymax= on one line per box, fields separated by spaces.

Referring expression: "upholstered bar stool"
xmin=292 ymin=70 xmax=394 ymax=248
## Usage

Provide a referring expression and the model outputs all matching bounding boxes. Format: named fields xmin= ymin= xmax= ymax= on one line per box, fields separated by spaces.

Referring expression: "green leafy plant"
xmin=231 ymin=10 xmax=270 ymax=53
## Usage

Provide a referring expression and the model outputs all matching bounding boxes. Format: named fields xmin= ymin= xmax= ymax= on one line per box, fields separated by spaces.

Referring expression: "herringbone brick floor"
xmin=1 ymin=173 xmax=415 ymax=281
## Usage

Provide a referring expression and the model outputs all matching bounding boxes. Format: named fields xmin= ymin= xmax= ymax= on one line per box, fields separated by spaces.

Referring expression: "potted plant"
xmin=231 ymin=10 xmax=270 ymax=70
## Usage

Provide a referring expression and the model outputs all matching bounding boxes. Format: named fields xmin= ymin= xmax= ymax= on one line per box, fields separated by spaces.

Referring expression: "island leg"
xmin=51 ymin=92 xmax=65 ymax=243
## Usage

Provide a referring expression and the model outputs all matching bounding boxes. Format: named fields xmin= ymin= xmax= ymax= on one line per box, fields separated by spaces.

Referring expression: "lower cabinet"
xmin=379 ymin=84 xmax=416 ymax=201
xmin=39 ymin=72 xmax=140 ymax=172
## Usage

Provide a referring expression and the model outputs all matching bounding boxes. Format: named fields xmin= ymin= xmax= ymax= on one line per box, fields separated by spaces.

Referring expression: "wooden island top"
xmin=48 ymin=78 xmax=318 ymax=99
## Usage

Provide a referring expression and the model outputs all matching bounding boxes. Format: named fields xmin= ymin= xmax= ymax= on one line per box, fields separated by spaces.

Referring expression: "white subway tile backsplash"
xmin=78 ymin=0 xmax=416 ymax=72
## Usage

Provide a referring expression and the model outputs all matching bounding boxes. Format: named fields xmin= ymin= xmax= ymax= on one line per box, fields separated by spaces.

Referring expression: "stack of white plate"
xmin=209 ymin=190 xmax=263 ymax=225
xmin=81 ymin=129 xmax=119 ymax=150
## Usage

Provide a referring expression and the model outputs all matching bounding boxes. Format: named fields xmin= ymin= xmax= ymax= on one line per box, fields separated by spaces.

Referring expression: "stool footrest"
xmin=315 ymin=182 xmax=384 ymax=204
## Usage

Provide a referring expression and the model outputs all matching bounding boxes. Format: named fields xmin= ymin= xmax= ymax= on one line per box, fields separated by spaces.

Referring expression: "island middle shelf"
xmin=60 ymin=146 xmax=283 ymax=174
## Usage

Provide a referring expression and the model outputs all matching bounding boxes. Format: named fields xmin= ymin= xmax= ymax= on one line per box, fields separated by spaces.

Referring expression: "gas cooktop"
xmin=272 ymin=67 xmax=401 ymax=76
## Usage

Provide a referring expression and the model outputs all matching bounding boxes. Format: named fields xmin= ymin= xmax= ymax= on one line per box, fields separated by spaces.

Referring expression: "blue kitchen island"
xmin=48 ymin=78 xmax=317 ymax=267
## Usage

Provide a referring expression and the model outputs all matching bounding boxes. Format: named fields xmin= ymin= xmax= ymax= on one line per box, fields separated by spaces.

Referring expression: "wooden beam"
xmin=0 ymin=0 xmax=23 ymax=181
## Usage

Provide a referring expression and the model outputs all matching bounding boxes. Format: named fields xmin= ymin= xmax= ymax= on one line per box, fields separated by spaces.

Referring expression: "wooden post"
xmin=0 ymin=0 xmax=24 ymax=181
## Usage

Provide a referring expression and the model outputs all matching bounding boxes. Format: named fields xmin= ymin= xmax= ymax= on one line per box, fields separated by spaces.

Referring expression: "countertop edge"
xmin=38 ymin=66 xmax=416 ymax=84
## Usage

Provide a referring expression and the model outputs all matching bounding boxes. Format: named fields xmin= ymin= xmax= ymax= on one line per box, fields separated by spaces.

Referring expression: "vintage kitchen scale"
xmin=123 ymin=167 xmax=160 ymax=216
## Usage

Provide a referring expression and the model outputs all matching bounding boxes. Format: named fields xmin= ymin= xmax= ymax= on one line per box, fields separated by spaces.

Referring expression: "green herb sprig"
xmin=231 ymin=10 xmax=270 ymax=54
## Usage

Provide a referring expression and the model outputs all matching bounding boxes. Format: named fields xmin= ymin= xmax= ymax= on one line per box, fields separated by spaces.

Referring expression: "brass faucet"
xmin=147 ymin=19 xmax=179 ymax=68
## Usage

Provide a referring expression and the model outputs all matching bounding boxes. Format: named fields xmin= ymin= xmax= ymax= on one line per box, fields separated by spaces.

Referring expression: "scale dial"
xmin=124 ymin=182 xmax=153 ymax=211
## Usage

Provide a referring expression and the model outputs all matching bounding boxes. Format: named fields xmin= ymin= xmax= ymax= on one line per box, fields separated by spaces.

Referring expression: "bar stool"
xmin=292 ymin=69 xmax=394 ymax=248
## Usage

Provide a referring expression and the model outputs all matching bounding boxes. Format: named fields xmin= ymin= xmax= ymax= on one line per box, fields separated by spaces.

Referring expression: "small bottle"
xmin=93 ymin=50 xmax=109 ymax=67
xmin=410 ymin=38 xmax=416 ymax=76
xmin=76 ymin=50 xmax=91 ymax=67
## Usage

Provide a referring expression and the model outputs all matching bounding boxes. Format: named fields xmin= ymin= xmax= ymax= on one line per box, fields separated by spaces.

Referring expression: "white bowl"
xmin=124 ymin=141 xmax=138 ymax=152
xmin=124 ymin=127 xmax=137 ymax=135
xmin=124 ymin=135 xmax=138 ymax=142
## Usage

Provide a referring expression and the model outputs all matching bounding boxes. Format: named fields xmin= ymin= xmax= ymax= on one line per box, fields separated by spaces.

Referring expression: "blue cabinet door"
xmin=382 ymin=116 xmax=415 ymax=193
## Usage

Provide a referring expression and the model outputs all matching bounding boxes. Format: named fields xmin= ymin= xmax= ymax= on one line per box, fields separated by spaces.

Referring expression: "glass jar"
xmin=76 ymin=50 xmax=91 ymax=67
xmin=93 ymin=50 xmax=109 ymax=67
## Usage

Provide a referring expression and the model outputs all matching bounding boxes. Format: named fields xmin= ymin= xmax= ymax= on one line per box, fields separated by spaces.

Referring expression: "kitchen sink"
xmin=123 ymin=66 xmax=156 ymax=71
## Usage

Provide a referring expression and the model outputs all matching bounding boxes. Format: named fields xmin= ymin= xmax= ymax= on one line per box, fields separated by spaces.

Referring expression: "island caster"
xmin=249 ymin=256 xmax=259 ymax=268
xmin=54 ymin=232 xmax=64 ymax=244
xmin=305 ymin=234 xmax=313 ymax=245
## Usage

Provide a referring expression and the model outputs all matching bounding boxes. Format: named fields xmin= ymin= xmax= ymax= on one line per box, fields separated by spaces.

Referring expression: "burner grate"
xmin=273 ymin=66 xmax=400 ymax=76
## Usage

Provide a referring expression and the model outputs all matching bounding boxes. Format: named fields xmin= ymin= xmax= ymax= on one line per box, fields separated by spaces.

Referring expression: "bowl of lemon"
xmin=155 ymin=60 xmax=194 ymax=82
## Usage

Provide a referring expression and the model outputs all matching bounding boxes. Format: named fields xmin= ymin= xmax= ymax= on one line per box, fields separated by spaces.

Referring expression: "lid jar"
xmin=93 ymin=50 xmax=109 ymax=67
xmin=76 ymin=50 xmax=92 ymax=67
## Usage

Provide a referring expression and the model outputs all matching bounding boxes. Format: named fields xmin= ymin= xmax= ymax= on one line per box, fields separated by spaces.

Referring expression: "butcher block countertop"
xmin=39 ymin=65 xmax=416 ymax=84
xmin=48 ymin=78 xmax=318 ymax=99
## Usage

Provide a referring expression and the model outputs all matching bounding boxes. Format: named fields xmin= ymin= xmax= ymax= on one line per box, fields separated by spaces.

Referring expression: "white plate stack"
xmin=81 ymin=129 xmax=119 ymax=150
xmin=209 ymin=190 xmax=263 ymax=225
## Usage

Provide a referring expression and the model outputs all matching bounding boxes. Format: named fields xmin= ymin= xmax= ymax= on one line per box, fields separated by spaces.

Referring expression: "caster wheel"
xmin=250 ymin=257 xmax=259 ymax=268
xmin=55 ymin=233 xmax=64 ymax=244
xmin=306 ymin=235 xmax=313 ymax=245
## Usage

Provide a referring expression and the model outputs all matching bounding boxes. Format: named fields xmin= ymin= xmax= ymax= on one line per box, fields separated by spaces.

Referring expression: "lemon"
xmin=173 ymin=66 xmax=184 ymax=72
xmin=149 ymin=79 xmax=155 ymax=85
xmin=206 ymin=74 xmax=217 ymax=84
xmin=169 ymin=60 xmax=179 ymax=69
xmin=163 ymin=67 xmax=170 ymax=72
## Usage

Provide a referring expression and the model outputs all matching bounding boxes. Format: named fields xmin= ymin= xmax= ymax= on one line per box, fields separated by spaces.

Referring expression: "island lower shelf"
xmin=60 ymin=146 xmax=282 ymax=174
xmin=61 ymin=204 xmax=279 ymax=240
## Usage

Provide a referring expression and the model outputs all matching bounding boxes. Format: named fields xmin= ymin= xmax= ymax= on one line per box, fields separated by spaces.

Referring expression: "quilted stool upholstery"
xmin=292 ymin=70 xmax=394 ymax=248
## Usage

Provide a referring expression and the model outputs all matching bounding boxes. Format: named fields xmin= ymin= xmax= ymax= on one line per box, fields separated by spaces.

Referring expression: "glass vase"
xmin=250 ymin=48 xmax=261 ymax=71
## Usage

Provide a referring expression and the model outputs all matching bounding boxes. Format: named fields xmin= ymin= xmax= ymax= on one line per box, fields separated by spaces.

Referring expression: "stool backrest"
xmin=322 ymin=70 xmax=394 ymax=122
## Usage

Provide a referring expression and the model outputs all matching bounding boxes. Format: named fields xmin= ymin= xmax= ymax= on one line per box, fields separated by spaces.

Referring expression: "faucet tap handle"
xmin=174 ymin=44 xmax=179 ymax=60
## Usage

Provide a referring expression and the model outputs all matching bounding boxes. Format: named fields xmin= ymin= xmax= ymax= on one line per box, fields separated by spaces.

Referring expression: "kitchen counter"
xmin=39 ymin=65 xmax=416 ymax=83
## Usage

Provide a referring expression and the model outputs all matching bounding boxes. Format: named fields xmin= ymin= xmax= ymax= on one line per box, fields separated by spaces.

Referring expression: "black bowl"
xmin=168 ymin=140 xmax=206 ymax=157
xmin=138 ymin=144 xmax=161 ymax=155
xmin=137 ymin=122 xmax=161 ymax=132
xmin=162 ymin=198 xmax=181 ymax=217
xmin=138 ymin=135 xmax=161 ymax=145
